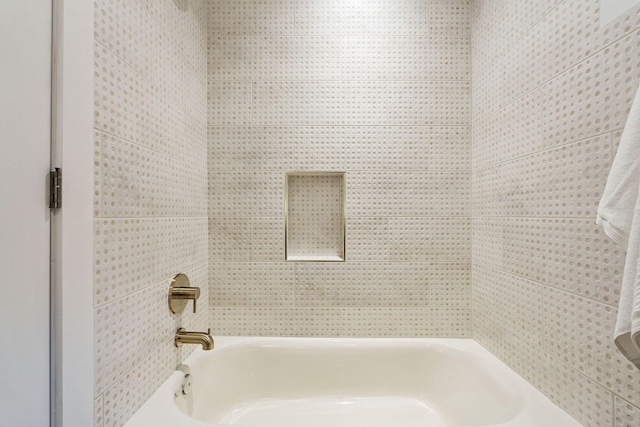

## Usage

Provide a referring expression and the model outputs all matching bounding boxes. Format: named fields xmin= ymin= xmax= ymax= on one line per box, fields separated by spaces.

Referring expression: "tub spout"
xmin=175 ymin=328 xmax=214 ymax=350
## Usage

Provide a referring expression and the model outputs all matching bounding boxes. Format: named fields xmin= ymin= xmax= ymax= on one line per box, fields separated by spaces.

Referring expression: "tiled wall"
xmin=471 ymin=1 xmax=640 ymax=426
xmin=93 ymin=1 xmax=208 ymax=426
xmin=207 ymin=0 xmax=472 ymax=337
xmin=90 ymin=1 xmax=640 ymax=426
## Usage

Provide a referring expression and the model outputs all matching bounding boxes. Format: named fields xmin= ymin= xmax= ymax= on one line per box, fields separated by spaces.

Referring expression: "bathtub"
xmin=125 ymin=337 xmax=581 ymax=427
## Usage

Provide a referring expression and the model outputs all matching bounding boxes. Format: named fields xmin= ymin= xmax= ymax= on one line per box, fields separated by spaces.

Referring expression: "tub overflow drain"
xmin=181 ymin=373 xmax=192 ymax=395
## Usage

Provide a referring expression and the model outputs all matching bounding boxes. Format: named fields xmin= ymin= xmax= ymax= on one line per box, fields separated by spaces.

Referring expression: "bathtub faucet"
xmin=174 ymin=327 xmax=214 ymax=350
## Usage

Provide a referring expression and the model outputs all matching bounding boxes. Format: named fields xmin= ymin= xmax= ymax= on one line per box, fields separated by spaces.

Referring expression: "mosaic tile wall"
xmin=93 ymin=1 xmax=208 ymax=426
xmin=208 ymin=0 xmax=472 ymax=336
xmin=471 ymin=1 xmax=640 ymax=426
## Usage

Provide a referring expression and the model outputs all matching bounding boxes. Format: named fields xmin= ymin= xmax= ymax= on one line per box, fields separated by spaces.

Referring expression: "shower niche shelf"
xmin=285 ymin=172 xmax=346 ymax=262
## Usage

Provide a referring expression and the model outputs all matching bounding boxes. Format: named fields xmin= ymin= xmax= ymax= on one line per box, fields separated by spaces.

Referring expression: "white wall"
xmin=0 ymin=1 xmax=52 ymax=425
xmin=52 ymin=0 xmax=95 ymax=426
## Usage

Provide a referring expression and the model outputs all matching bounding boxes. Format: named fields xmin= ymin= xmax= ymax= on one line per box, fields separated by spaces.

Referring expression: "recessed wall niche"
xmin=285 ymin=172 xmax=346 ymax=261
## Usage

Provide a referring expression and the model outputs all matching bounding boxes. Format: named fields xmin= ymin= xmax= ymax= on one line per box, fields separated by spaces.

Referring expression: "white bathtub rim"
xmin=124 ymin=337 xmax=582 ymax=427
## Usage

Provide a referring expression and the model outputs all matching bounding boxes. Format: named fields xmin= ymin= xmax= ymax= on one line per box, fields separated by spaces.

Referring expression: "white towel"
xmin=597 ymin=83 xmax=640 ymax=368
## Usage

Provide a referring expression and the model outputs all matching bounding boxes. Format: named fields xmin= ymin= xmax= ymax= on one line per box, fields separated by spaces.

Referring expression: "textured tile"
xmin=286 ymin=173 xmax=345 ymax=259
xmin=209 ymin=36 xmax=340 ymax=81
xmin=429 ymin=126 xmax=471 ymax=172
xmin=94 ymin=395 xmax=103 ymax=427
xmin=348 ymin=172 xmax=470 ymax=217
xmin=338 ymin=307 xmax=471 ymax=337
xmin=98 ymin=131 xmax=207 ymax=218
xmin=210 ymin=306 xmax=471 ymax=337
xmin=389 ymin=217 xmax=471 ymax=262
xmin=252 ymin=217 xmax=285 ymax=262
xmin=501 ymin=218 xmax=624 ymax=306
xmin=471 ymin=217 xmax=503 ymax=270
xmin=94 ymin=281 xmax=175 ymax=396
xmin=102 ymin=345 xmax=176 ymax=427
xmin=94 ymin=43 xmax=155 ymax=148
xmin=94 ymin=2 xmax=208 ymax=426
xmin=210 ymin=263 xmax=294 ymax=306
xmin=208 ymin=126 xmax=294 ymax=171
xmin=253 ymin=81 xmax=471 ymax=126
xmin=155 ymin=217 xmax=208 ymax=281
xmin=339 ymin=36 xmax=470 ymax=81
xmin=430 ymin=0 xmax=470 ymax=36
xmin=472 ymin=1 xmax=640 ymax=424
xmin=208 ymin=0 xmax=294 ymax=36
xmin=472 ymin=89 xmax=542 ymax=170
xmin=542 ymin=31 xmax=640 ymax=147
xmin=543 ymin=288 xmax=640 ymax=407
xmin=615 ymin=397 xmax=640 ymax=427
xmin=206 ymin=0 xmax=474 ymax=369
xmin=427 ymin=263 xmax=471 ymax=307
xmin=473 ymin=265 xmax=543 ymax=346
xmin=209 ymin=217 xmax=252 ymax=262
xmin=94 ymin=0 xmax=155 ymax=79
xmin=294 ymin=262 xmax=429 ymax=307
xmin=540 ymin=351 xmax=614 ymax=427
xmin=207 ymin=125 xmax=445 ymax=172
xmin=473 ymin=313 xmax=613 ymax=427
xmin=295 ymin=0 xmax=430 ymax=36
xmin=346 ymin=217 xmax=389 ymax=262
xmin=472 ymin=135 xmax=612 ymax=218
xmin=209 ymin=306 xmax=336 ymax=337
xmin=94 ymin=219 xmax=156 ymax=306
xmin=209 ymin=171 xmax=282 ymax=217
xmin=290 ymin=126 xmax=431 ymax=171
xmin=207 ymin=81 xmax=253 ymax=126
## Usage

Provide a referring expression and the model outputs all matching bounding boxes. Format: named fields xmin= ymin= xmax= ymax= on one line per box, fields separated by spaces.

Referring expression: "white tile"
xmin=253 ymin=81 xmax=471 ymax=126
xmin=207 ymin=81 xmax=253 ymax=126
xmin=430 ymin=0 xmax=470 ymax=36
xmin=94 ymin=219 xmax=156 ymax=307
xmin=348 ymin=172 xmax=470 ymax=217
xmin=346 ymin=218 xmax=389 ymax=262
xmin=209 ymin=217 xmax=252 ymax=262
xmin=615 ymin=397 xmax=640 ymax=427
xmin=253 ymin=217 xmax=286 ymax=262
xmin=502 ymin=218 xmax=624 ymax=306
xmin=339 ymin=36 xmax=470 ymax=81
xmin=94 ymin=395 xmax=104 ymax=427
xmin=543 ymin=288 xmax=640 ymax=407
xmin=102 ymin=344 xmax=176 ymax=427
xmin=286 ymin=174 xmax=345 ymax=259
xmin=473 ymin=265 xmax=543 ymax=346
xmin=210 ymin=263 xmax=294 ymax=306
xmin=208 ymin=0 xmax=294 ymax=36
xmin=208 ymin=171 xmax=283 ymax=217
xmin=389 ymin=217 xmax=471 ymax=262
xmin=209 ymin=36 xmax=340 ymax=81
xmin=94 ymin=281 xmax=175 ymax=396
xmin=94 ymin=0 xmax=155 ymax=79
xmin=295 ymin=0 xmax=429 ymax=36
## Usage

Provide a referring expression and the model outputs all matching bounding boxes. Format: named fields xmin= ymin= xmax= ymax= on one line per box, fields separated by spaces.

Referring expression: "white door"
xmin=0 ymin=1 xmax=52 ymax=426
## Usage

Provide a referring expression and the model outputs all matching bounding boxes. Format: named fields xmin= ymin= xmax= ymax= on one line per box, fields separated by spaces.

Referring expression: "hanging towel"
xmin=597 ymin=83 xmax=640 ymax=368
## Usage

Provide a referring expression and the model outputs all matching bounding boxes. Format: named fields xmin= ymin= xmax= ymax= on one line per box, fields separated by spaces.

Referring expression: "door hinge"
xmin=49 ymin=168 xmax=61 ymax=209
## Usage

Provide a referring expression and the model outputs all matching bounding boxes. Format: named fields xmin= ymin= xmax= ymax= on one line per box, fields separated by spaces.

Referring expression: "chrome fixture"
xmin=174 ymin=328 xmax=214 ymax=351
xmin=168 ymin=273 xmax=200 ymax=314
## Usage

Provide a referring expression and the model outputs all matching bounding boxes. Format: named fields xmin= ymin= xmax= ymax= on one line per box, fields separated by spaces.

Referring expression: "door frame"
xmin=51 ymin=1 xmax=94 ymax=426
